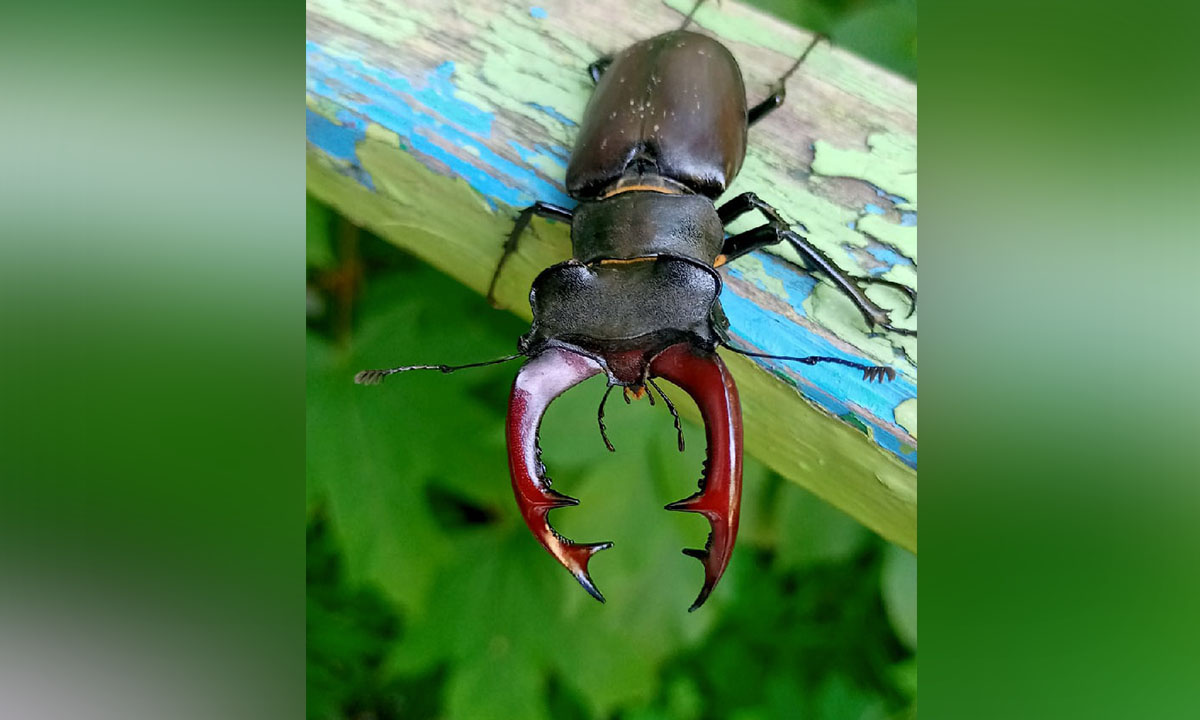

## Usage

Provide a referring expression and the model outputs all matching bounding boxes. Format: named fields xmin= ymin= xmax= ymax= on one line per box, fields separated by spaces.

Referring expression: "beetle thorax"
xmin=570 ymin=191 xmax=724 ymax=266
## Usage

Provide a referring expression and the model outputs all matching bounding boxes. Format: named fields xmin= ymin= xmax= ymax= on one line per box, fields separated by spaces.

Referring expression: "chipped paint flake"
xmin=728 ymin=254 xmax=807 ymax=305
xmin=858 ymin=215 xmax=918 ymax=264
xmin=306 ymin=42 xmax=571 ymax=208
xmin=895 ymin=398 xmax=917 ymax=439
xmin=812 ymin=132 xmax=917 ymax=203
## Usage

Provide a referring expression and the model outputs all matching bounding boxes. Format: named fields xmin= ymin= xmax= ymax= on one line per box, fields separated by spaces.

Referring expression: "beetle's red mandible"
xmin=506 ymin=343 xmax=743 ymax=610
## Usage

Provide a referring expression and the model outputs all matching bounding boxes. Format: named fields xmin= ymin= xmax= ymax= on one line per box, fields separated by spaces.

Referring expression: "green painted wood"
xmin=306 ymin=0 xmax=918 ymax=552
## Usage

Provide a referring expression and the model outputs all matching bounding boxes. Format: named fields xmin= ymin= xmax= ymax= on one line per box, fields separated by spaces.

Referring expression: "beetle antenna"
xmin=354 ymin=353 xmax=523 ymax=386
xmin=648 ymin=378 xmax=686 ymax=452
xmin=718 ymin=342 xmax=896 ymax=383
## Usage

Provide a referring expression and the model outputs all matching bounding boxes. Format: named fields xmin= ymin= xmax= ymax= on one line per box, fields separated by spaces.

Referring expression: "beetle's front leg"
xmin=487 ymin=202 xmax=573 ymax=307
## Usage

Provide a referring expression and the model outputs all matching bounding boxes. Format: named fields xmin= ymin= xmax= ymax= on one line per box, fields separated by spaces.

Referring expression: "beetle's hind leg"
xmin=747 ymin=33 xmax=826 ymax=126
xmin=487 ymin=201 xmax=573 ymax=307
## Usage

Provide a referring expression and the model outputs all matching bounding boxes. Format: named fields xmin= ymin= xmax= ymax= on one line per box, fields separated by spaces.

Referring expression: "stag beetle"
xmin=356 ymin=11 xmax=916 ymax=611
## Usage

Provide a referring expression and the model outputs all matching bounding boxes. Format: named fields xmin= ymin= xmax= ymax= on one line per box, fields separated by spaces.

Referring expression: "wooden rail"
xmin=306 ymin=0 xmax=918 ymax=551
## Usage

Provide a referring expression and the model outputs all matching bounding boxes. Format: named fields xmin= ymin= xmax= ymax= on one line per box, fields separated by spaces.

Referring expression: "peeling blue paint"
xmin=535 ymin=144 xmax=569 ymax=168
xmin=507 ymin=140 xmax=539 ymax=163
xmin=876 ymin=431 xmax=918 ymax=465
xmin=530 ymin=102 xmax=578 ymax=127
xmin=723 ymin=254 xmax=917 ymax=468
xmin=544 ymin=144 xmax=571 ymax=161
xmin=306 ymin=108 xmax=375 ymax=190
xmin=306 ymin=42 xmax=572 ymax=208
xmin=530 ymin=6 xmax=548 ymax=19
xmin=867 ymin=245 xmax=913 ymax=269
xmin=728 ymin=254 xmax=817 ymax=310
xmin=506 ymin=140 xmax=569 ymax=172
xmin=864 ymin=203 xmax=885 ymax=215
xmin=307 ymin=108 xmax=358 ymax=162
xmin=873 ymin=185 xmax=908 ymax=205
xmin=900 ymin=212 xmax=917 ymax=227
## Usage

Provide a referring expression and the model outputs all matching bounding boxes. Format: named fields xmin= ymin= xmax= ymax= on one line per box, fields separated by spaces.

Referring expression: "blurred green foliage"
xmin=306 ymin=192 xmax=915 ymax=719
xmin=740 ymin=0 xmax=916 ymax=79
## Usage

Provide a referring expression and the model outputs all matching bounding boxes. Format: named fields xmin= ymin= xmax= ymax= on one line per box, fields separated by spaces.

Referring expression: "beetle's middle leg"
xmin=487 ymin=201 xmax=574 ymax=307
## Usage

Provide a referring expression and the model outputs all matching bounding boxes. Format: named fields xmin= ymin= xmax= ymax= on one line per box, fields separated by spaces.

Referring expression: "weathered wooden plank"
xmin=306 ymin=0 xmax=918 ymax=551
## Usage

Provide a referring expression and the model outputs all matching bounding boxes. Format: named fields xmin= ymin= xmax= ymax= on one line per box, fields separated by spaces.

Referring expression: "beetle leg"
xmin=718 ymin=343 xmax=896 ymax=383
xmin=747 ymin=34 xmax=825 ymax=126
xmin=487 ymin=202 xmax=574 ymax=308
xmin=647 ymin=378 xmax=686 ymax=452
xmin=718 ymin=223 xmax=917 ymax=337
xmin=507 ymin=347 xmax=613 ymax=602
xmin=780 ymin=228 xmax=917 ymax=336
xmin=716 ymin=191 xmax=795 ymax=229
xmin=649 ymin=344 xmax=743 ymax=611
xmin=717 ymin=192 xmax=916 ymax=334
xmin=596 ymin=384 xmax=617 ymax=452
xmin=587 ymin=56 xmax=613 ymax=85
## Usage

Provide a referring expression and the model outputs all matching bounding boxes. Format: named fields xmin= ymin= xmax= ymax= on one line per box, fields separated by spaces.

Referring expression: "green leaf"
xmin=831 ymin=0 xmax=918 ymax=81
xmin=770 ymin=479 xmax=869 ymax=571
xmin=307 ymin=266 xmax=526 ymax=613
xmin=665 ymin=674 xmax=703 ymax=720
xmin=890 ymin=657 xmax=918 ymax=702
xmin=881 ymin=544 xmax=917 ymax=651
xmin=444 ymin=641 xmax=549 ymax=720
xmin=306 ymin=195 xmax=336 ymax=270
xmin=816 ymin=674 xmax=875 ymax=720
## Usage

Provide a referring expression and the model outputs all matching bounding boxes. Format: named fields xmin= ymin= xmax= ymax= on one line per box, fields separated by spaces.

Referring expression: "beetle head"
xmin=507 ymin=259 xmax=743 ymax=609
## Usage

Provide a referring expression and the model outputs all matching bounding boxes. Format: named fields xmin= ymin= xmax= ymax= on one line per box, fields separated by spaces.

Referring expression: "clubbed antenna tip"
xmin=354 ymin=369 xmax=390 ymax=386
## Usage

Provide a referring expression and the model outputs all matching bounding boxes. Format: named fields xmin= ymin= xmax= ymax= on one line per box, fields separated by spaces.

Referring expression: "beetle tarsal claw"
xmin=862 ymin=365 xmax=896 ymax=383
xmin=507 ymin=348 xmax=615 ymax=602
xmin=650 ymin=343 xmax=744 ymax=611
